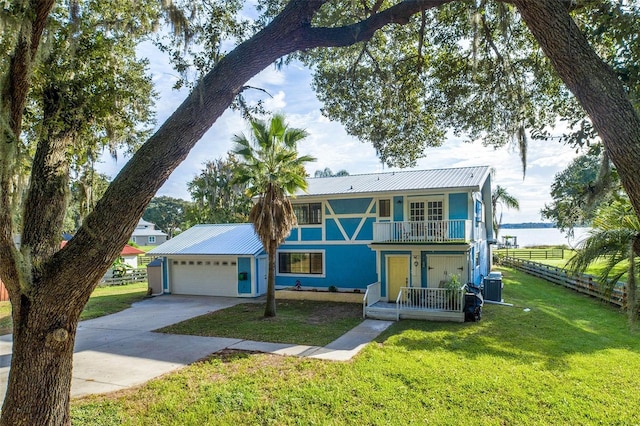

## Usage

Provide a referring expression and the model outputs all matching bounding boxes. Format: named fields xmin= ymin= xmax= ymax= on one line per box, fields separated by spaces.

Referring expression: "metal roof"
xmin=294 ymin=166 xmax=491 ymax=197
xmin=132 ymin=228 xmax=167 ymax=237
xmin=148 ymin=223 xmax=263 ymax=256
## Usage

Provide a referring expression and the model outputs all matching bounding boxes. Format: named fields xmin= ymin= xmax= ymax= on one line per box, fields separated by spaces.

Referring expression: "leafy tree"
xmin=63 ymin=171 xmax=111 ymax=232
xmin=567 ymin=197 xmax=639 ymax=326
xmin=314 ymin=167 xmax=349 ymax=177
xmin=232 ymin=114 xmax=315 ymax=317
xmin=186 ymin=155 xmax=252 ymax=225
xmin=541 ymin=148 xmax=619 ymax=235
xmin=491 ymin=186 xmax=520 ymax=238
xmin=2 ymin=1 xmax=640 ymax=423
xmin=143 ymin=196 xmax=190 ymax=238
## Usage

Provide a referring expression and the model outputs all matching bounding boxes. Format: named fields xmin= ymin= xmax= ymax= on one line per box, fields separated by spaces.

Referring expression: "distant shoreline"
xmin=501 ymin=223 xmax=556 ymax=229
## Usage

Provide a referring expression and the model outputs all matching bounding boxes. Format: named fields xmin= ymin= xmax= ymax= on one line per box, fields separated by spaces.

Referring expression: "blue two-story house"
xmin=149 ymin=165 xmax=494 ymax=321
xmin=278 ymin=166 xmax=493 ymax=298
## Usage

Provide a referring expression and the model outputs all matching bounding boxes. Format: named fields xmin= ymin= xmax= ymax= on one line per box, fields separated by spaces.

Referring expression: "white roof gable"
xmin=295 ymin=166 xmax=491 ymax=197
xmin=148 ymin=224 xmax=263 ymax=256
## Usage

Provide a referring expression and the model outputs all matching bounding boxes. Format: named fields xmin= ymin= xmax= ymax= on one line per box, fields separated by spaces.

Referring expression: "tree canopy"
xmin=186 ymin=155 xmax=252 ymax=225
xmin=541 ymin=147 xmax=619 ymax=234
xmin=1 ymin=0 xmax=640 ymax=424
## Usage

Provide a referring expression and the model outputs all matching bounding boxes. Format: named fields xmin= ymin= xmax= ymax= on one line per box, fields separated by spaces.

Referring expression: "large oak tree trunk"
xmin=1 ymin=281 xmax=89 ymax=425
xmin=512 ymin=0 xmax=640 ymax=220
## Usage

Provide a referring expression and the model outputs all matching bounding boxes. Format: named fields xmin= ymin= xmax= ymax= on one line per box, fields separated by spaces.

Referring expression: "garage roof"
xmin=148 ymin=224 xmax=263 ymax=256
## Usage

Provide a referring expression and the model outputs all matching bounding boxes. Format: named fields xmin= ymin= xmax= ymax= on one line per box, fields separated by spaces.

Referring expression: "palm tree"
xmin=233 ymin=114 xmax=315 ymax=317
xmin=491 ymin=185 xmax=520 ymax=238
xmin=567 ymin=197 xmax=639 ymax=326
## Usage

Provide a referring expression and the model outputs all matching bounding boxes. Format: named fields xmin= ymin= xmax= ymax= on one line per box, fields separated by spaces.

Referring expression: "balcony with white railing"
xmin=373 ymin=220 xmax=472 ymax=244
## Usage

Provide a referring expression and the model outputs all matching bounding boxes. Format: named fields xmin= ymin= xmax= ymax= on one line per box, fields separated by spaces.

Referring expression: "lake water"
xmin=498 ymin=227 xmax=591 ymax=248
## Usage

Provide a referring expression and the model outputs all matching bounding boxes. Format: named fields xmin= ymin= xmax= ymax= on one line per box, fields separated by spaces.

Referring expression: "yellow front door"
xmin=387 ymin=256 xmax=409 ymax=301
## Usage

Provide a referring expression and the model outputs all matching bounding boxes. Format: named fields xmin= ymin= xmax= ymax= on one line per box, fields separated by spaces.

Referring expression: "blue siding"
xmin=286 ymin=228 xmax=298 ymax=242
xmin=237 ymin=257 xmax=252 ymax=294
xmin=472 ymin=242 xmax=490 ymax=285
xmin=393 ymin=196 xmax=404 ymax=221
xmin=275 ymin=244 xmax=377 ymax=289
xmin=356 ymin=217 xmax=375 ymax=241
xmin=339 ymin=218 xmax=361 ymax=240
xmin=162 ymin=257 xmax=169 ymax=292
xmin=326 ymin=219 xmax=345 ymax=240
xmin=301 ymin=227 xmax=322 ymax=241
xmin=449 ymin=193 xmax=468 ymax=220
xmin=329 ymin=198 xmax=372 ymax=214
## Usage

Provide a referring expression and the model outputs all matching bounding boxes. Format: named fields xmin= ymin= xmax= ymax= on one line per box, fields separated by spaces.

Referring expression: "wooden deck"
xmin=365 ymin=301 xmax=465 ymax=322
xmin=363 ymin=284 xmax=466 ymax=322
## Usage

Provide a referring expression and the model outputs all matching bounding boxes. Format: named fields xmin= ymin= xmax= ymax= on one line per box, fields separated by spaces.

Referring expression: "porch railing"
xmin=373 ymin=220 xmax=472 ymax=243
xmin=362 ymin=282 xmax=381 ymax=318
xmin=397 ymin=286 xmax=465 ymax=312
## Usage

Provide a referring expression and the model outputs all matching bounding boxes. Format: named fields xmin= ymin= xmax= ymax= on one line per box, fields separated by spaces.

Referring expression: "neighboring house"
xmin=150 ymin=166 xmax=495 ymax=317
xmin=120 ymin=244 xmax=146 ymax=269
xmin=131 ymin=219 xmax=168 ymax=246
xmin=148 ymin=224 xmax=266 ymax=298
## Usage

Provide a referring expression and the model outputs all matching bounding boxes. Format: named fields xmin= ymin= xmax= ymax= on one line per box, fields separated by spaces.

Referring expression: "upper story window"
xmin=379 ymin=199 xmax=391 ymax=218
xmin=293 ymin=202 xmax=322 ymax=225
xmin=148 ymin=236 xmax=156 ymax=243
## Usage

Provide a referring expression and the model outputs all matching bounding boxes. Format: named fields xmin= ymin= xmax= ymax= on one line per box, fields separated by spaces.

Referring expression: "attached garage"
xmin=148 ymin=224 xmax=266 ymax=298
xmin=169 ymin=256 xmax=238 ymax=297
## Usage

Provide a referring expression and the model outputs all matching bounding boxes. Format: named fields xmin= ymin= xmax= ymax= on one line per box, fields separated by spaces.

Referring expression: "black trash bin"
xmin=464 ymin=283 xmax=483 ymax=322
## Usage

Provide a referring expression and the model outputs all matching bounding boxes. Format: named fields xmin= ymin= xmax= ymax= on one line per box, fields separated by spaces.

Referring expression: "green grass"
xmin=80 ymin=282 xmax=149 ymax=320
xmin=72 ymin=267 xmax=640 ymax=425
xmin=157 ymin=300 xmax=363 ymax=346
xmin=505 ymin=248 xmax=630 ymax=282
xmin=0 ymin=282 xmax=148 ymax=335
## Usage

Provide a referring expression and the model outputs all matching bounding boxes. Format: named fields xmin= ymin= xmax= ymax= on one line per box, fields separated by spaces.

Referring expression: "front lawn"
xmin=72 ymin=267 xmax=640 ymax=425
xmin=0 ymin=282 xmax=148 ymax=335
xmin=157 ymin=300 xmax=363 ymax=346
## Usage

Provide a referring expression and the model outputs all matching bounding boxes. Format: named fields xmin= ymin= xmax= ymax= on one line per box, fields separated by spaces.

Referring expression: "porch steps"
xmin=364 ymin=304 xmax=465 ymax=322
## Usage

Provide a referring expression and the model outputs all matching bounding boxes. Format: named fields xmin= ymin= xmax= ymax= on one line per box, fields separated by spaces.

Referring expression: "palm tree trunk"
xmin=264 ymin=240 xmax=277 ymax=317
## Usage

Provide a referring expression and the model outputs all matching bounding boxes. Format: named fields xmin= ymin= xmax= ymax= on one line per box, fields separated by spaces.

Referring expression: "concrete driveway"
xmin=0 ymin=295 xmax=392 ymax=401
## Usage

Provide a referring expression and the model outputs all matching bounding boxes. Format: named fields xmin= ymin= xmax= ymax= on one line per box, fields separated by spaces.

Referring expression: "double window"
xmin=278 ymin=252 xmax=323 ymax=275
xmin=293 ymin=202 xmax=322 ymax=225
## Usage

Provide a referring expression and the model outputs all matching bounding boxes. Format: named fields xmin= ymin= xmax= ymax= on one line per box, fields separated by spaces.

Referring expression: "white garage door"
xmin=169 ymin=257 xmax=238 ymax=297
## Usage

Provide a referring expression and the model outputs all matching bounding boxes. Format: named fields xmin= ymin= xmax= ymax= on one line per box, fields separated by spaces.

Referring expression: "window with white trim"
xmin=379 ymin=199 xmax=391 ymax=218
xmin=278 ymin=252 xmax=323 ymax=275
xmin=293 ymin=203 xmax=322 ymax=225
xmin=148 ymin=236 xmax=156 ymax=243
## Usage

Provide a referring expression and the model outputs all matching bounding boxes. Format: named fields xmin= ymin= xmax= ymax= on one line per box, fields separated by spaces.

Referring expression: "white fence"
xmin=100 ymin=268 xmax=148 ymax=286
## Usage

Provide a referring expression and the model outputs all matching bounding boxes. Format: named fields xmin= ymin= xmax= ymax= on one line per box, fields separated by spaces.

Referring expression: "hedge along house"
xmin=147 ymin=224 xmax=266 ymax=297
xmin=280 ymin=166 xmax=494 ymax=320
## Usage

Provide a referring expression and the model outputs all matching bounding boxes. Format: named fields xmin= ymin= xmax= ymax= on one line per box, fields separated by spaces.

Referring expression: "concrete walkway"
xmin=0 ymin=295 xmax=393 ymax=400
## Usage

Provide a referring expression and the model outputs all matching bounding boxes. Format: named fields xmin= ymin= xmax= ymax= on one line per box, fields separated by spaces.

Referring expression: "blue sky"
xmin=98 ymin=42 xmax=581 ymax=224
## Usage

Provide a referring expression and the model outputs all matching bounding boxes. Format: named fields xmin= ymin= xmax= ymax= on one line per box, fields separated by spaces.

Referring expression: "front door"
xmin=387 ymin=255 xmax=409 ymax=301
xmin=257 ymin=257 xmax=267 ymax=295
xmin=427 ymin=255 xmax=465 ymax=288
